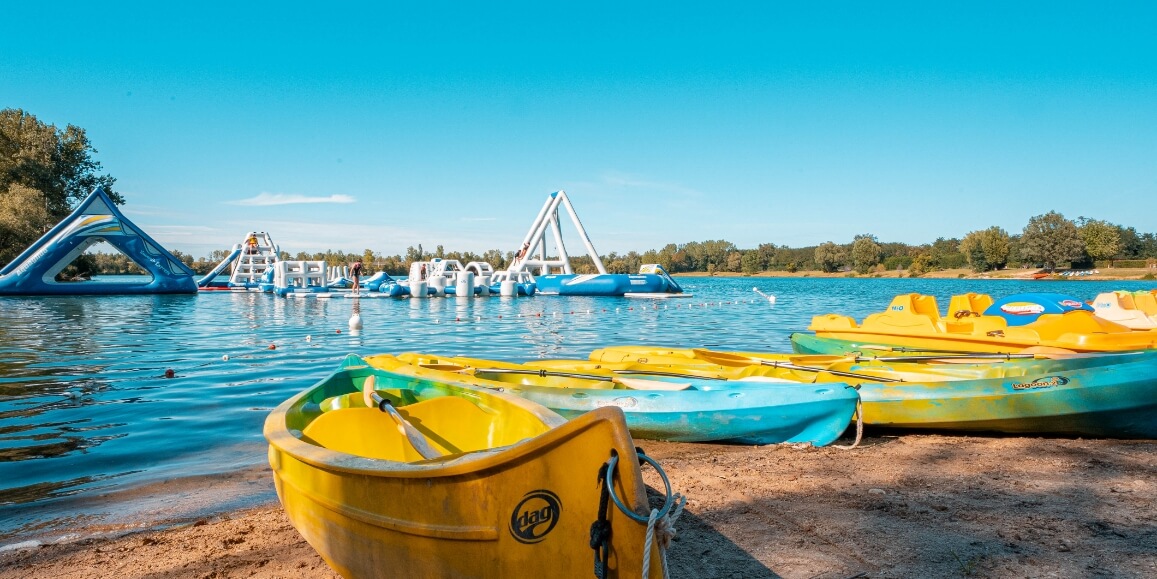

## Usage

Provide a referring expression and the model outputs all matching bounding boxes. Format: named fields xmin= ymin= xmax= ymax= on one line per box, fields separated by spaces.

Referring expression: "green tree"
xmin=1077 ymin=218 xmax=1122 ymax=265
xmin=0 ymin=184 xmax=50 ymax=265
xmin=741 ymin=251 xmax=762 ymax=274
xmin=814 ymin=241 xmax=846 ymax=273
xmin=850 ymin=234 xmax=882 ymax=274
xmin=1 ymin=109 xmax=118 ymax=266
xmin=1 ymin=109 xmax=119 ymax=213
xmin=959 ymin=226 xmax=1010 ymax=272
xmin=1020 ymin=211 xmax=1084 ymax=271
xmin=908 ymin=252 xmax=933 ymax=277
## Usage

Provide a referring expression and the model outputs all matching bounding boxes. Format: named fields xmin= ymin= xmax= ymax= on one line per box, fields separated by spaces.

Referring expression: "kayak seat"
xmin=396 ymin=396 xmax=502 ymax=454
xmin=302 ymin=397 xmax=499 ymax=461
xmin=303 ymin=407 xmax=428 ymax=462
xmin=861 ymin=294 xmax=943 ymax=332
xmin=946 ymin=293 xmax=994 ymax=319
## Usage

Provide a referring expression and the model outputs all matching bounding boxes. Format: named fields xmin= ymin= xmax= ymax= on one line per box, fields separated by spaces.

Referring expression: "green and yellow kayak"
xmin=265 ymin=354 xmax=677 ymax=578
xmin=584 ymin=346 xmax=1157 ymax=438
xmin=364 ymin=352 xmax=860 ymax=446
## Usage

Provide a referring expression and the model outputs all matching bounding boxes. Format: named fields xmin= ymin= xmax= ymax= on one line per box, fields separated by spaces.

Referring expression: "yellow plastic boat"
xmin=265 ymin=354 xmax=679 ymax=578
xmin=584 ymin=346 xmax=1157 ymax=438
xmin=805 ymin=292 xmax=1157 ymax=353
xmin=1091 ymin=291 xmax=1157 ymax=329
xmin=364 ymin=352 xmax=860 ymax=446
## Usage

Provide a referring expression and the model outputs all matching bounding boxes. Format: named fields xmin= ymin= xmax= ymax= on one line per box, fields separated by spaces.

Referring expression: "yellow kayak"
xmin=265 ymin=354 xmax=679 ymax=578
xmin=583 ymin=346 xmax=1157 ymax=438
xmin=364 ymin=352 xmax=861 ymax=446
xmin=804 ymin=292 xmax=1157 ymax=353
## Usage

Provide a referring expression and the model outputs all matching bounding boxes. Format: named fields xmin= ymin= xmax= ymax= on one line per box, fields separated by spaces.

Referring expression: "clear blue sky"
xmin=4 ymin=2 xmax=1155 ymax=260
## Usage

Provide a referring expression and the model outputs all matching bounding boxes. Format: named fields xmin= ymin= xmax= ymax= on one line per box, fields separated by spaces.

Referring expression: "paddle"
xmin=475 ymin=367 xmax=694 ymax=391
xmin=854 ymin=344 xmax=1091 ymax=361
xmin=689 ymin=349 xmax=902 ymax=383
xmin=361 ymin=375 xmax=443 ymax=460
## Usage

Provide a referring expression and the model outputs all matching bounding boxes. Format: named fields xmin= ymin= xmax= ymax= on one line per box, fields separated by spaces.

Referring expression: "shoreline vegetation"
xmin=675 ymin=267 xmax=1157 ymax=282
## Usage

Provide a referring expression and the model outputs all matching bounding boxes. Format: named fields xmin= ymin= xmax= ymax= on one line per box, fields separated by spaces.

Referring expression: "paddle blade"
xmin=613 ymin=377 xmax=693 ymax=390
xmin=362 ymin=374 xmax=377 ymax=408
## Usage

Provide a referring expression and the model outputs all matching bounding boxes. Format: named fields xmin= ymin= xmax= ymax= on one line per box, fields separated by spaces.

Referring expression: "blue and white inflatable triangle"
xmin=0 ymin=188 xmax=196 ymax=295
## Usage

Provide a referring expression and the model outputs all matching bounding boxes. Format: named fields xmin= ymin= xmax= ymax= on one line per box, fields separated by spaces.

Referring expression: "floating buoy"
xmin=753 ymin=287 xmax=776 ymax=305
xmin=349 ymin=313 xmax=363 ymax=330
xmin=222 ymin=354 xmax=229 ymax=362
xmin=305 ymin=335 xmax=312 ymax=342
xmin=269 ymin=344 xmax=277 ymax=350
xmin=164 ymin=369 xmax=175 ymax=378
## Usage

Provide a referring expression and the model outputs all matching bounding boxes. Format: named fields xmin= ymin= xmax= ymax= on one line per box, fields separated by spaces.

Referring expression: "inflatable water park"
xmin=192 ymin=189 xmax=685 ymax=299
xmin=504 ymin=190 xmax=685 ymax=297
xmin=0 ymin=188 xmax=197 ymax=295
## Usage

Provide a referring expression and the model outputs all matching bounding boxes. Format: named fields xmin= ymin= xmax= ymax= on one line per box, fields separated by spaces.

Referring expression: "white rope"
xmin=641 ymin=493 xmax=685 ymax=578
xmin=832 ymin=398 xmax=864 ymax=450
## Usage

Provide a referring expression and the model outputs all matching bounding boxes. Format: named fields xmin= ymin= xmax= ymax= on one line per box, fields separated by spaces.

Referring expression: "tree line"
xmin=4 ymin=108 xmax=1157 ymax=278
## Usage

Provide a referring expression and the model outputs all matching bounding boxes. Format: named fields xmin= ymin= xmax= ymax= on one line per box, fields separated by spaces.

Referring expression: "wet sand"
xmin=3 ymin=433 xmax=1155 ymax=578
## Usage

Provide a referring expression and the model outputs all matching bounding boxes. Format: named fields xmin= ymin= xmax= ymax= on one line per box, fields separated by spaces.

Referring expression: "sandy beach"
xmin=3 ymin=432 xmax=1154 ymax=578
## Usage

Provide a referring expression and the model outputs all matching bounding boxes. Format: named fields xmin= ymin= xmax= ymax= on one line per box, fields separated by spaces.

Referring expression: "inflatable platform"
xmin=0 ymin=188 xmax=197 ymax=295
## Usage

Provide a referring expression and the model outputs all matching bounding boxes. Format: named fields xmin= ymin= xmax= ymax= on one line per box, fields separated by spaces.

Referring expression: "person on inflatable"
xmin=350 ymin=261 xmax=363 ymax=294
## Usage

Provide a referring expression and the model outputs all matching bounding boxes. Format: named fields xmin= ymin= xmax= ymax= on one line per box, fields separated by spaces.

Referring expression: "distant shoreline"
xmin=672 ymin=267 xmax=1157 ymax=282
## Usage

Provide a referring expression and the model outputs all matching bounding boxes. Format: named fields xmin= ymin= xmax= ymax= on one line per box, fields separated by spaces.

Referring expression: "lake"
xmin=1 ymin=276 xmax=1153 ymax=545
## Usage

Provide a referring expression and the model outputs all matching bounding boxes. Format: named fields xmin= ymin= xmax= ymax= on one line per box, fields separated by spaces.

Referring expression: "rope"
xmin=832 ymin=397 xmax=864 ymax=450
xmin=641 ymin=493 xmax=686 ymax=579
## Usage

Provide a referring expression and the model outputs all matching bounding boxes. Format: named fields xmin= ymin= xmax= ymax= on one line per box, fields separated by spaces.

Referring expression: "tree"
xmin=814 ymin=241 xmax=846 ymax=273
xmin=1077 ymin=218 xmax=1122 ymax=266
xmin=959 ymin=227 xmax=1010 ymax=272
xmin=1 ymin=109 xmax=118 ymax=216
xmin=1 ymin=109 xmax=118 ymax=266
xmin=0 ymin=184 xmax=51 ymax=265
xmin=850 ymin=234 xmax=882 ymax=274
xmin=928 ymin=237 xmax=966 ymax=270
xmin=1020 ymin=211 xmax=1084 ymax=270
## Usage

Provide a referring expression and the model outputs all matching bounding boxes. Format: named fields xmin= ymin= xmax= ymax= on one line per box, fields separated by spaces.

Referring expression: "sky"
xmin=3 ymin=2 xmax=1156 ymax=260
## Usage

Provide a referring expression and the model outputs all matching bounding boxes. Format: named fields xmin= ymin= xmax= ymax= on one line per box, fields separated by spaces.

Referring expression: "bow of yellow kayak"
xmin=265 ymin=354 xmax=674 ymax=578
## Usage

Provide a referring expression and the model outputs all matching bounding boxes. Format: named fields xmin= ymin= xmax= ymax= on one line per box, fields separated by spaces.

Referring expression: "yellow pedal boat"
xmin=1090 ymin=291 xmax=1157 ymax=329
xmin=265 ymin=354 xmax=680 ymax=578
xmin=804 ymin=292 xmax=1157 ymax=353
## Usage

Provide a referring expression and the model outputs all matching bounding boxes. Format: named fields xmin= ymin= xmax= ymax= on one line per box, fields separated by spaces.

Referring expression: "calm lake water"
xmin=1 ymin=276 xmax=1153 ymax=545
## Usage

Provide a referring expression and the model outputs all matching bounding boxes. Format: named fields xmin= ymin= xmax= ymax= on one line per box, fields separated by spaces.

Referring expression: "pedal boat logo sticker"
xmin=1011 ymin=376 xmax=1070 ymax=390
xmin=1000 ymin=302 xmax=1046 ymax=316
xmin=510 ymin=490 xmax=562 ymax=543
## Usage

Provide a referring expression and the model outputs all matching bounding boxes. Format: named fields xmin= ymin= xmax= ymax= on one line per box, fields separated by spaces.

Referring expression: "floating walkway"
xmin=0 ymin=188 xmax=196 ymax=295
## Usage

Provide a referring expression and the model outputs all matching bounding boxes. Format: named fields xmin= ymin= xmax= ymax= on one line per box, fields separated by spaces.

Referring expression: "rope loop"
xmin=832 ymin=397 xmax=864 ymax=450
xmin=604 ymin=453 xmax=675 ymax=523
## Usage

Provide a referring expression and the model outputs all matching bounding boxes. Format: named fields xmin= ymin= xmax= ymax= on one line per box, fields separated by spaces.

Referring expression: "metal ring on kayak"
xmin=604 ymin=452 xmax=674 ymax=524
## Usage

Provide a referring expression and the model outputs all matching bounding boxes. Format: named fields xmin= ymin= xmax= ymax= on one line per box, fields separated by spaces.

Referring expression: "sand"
xmin=3 ymin=432 xmax=1154 ymax=578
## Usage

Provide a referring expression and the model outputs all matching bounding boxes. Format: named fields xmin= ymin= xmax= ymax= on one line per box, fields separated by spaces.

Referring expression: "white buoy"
xmin=349 ymin=313 xmax=363 ymax=330
xmin=222 ymin=354 xmax=229 ymax=361
xmin=305 ymin=335 xmax=312 ymax=342
xmin=753 ymin=287 xmax=776 ymax=306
